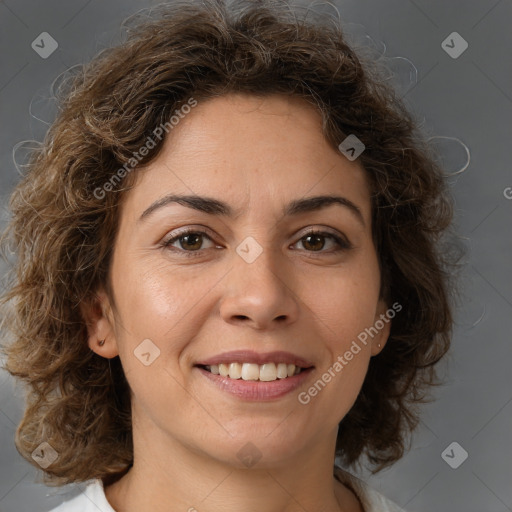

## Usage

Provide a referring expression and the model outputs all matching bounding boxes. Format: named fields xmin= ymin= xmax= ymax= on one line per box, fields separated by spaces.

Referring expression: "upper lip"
xmin=195 ymin=350 xmax=315 ymax=368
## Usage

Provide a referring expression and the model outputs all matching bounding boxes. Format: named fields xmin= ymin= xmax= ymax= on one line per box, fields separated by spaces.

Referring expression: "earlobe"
xmin=371 ymin=299 xmax=392 ymax=356
xmin=91 ymin=336 xmax=119 ymax=359
xmin=80 ymin=290 xmax=119 ymax=359
xmin=371 ymin=340 xmax=385 ymax=356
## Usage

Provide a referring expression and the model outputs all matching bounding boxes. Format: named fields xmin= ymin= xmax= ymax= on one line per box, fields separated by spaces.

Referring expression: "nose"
xmin=219 ymin=246 xmax=300 ymax=330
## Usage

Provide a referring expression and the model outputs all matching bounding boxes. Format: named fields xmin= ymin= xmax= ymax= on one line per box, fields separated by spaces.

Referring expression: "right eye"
xmin=161 ymin=229 xmax=217 ymax=256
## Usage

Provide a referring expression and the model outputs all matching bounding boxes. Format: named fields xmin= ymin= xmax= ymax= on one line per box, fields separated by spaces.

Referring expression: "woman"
xmin=0 ymin=1 xmax=460 ymax=510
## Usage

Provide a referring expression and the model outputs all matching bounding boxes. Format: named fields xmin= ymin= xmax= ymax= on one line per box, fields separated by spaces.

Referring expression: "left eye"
xmin=161 ymin=229 xmax=351 ymax=255
xmin=294 ymin=230 xmax=350 ymax=252
xmin=162 ymin=230 xmax=216 ymax=252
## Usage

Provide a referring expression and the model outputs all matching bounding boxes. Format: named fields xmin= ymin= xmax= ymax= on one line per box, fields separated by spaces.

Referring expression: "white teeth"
xmin=276 ymin=363 xmax=288 ymax=379
xmin=241 ymin=363 xmax=260 ymax=380
xmin=228 ymin=362 xmax=242 ymax=379
xmin=259 ymin=363 xmax=277 ymax=382
xmin=204 ymin=362 xmax=305 ymax=381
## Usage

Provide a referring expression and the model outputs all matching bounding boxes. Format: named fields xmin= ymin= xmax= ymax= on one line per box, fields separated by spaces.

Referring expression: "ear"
xmin=370 ymin=298 xmax=392 ymax=357
xmin=80 ymin=288 xmax=119 ymax=359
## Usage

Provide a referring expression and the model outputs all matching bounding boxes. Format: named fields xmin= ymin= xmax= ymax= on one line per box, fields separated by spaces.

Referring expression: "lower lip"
xmin=195 ymin=366 xmax=314 ymax=401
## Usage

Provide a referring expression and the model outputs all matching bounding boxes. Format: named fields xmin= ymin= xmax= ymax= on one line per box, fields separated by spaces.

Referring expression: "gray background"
xmin=1 ymin=1 xmax=511 ymax=511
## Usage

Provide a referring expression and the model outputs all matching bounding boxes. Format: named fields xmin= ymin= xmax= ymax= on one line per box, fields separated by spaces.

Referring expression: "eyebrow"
xmin=139 ymin=194 xmax=365 ymax=227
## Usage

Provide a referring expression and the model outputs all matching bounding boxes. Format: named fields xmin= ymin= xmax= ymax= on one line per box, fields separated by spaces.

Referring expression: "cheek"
xmin=113 ymin=256 xmax=198 ymax=333
xmin=304 ymin=272 xmax=377 ymax=414
xmin=111 ymin=254 xmax=224 ymax=376
xmin=302 ymin=262 xmax=381 ymax=343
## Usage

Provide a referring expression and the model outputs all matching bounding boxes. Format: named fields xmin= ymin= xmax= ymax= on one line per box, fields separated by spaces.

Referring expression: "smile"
xmin=200 ymin=362 xmax=306 ymax=381
xmin=195 ymin=364 xmax=315 ymax=401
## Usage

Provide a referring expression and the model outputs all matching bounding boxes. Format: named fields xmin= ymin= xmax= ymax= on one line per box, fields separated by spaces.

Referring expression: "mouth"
xmin=195 ymin=362 xmax=312 ymax=381
xmin=194 ymin=350 xmax=315 ymax=381
xmin=193 ymin=350 xmax=315 ymax=401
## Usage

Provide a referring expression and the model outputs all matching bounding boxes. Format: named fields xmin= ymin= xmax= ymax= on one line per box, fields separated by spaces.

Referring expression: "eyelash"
xmin=160 ymin=228 xmax=352 ymax=258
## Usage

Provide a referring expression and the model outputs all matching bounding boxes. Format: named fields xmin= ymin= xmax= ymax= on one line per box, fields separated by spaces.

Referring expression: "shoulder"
xmin=48 ymin=479 xmax=116 ymax=512
xmin=334 ymin=466 xmax=407 ymax=512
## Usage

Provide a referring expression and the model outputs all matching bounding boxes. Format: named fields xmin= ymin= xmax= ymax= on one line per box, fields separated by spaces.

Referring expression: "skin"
xmin=82 ymin=93 xmax=391 ymax=512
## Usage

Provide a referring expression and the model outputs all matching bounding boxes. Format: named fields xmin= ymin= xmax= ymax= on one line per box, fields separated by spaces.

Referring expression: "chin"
xmin=206 ymin=427 xmax=307 ymax=467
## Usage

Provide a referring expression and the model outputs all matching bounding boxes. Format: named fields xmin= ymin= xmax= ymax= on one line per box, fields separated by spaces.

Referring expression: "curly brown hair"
xmin=0 ymin=0 xmax=463 ymax=486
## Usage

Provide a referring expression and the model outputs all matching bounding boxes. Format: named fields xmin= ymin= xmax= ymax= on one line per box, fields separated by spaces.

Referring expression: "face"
xmin=86 ymin=93 xmax=390 ymax=468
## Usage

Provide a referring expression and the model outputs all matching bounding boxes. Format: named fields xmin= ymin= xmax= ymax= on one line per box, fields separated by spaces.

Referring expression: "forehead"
xmin=122 ymin=93 xmax=372 ymax=224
